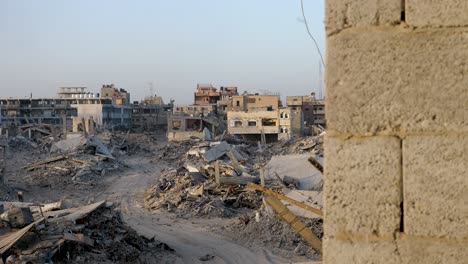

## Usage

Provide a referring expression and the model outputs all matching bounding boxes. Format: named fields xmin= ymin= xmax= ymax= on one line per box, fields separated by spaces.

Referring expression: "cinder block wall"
xmin=324 ymin=1 xmax=468 ymax=263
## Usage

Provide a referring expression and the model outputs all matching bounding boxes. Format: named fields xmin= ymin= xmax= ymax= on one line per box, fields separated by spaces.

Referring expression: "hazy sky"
xmin=0 ymin=0 xmax=325 ymax=104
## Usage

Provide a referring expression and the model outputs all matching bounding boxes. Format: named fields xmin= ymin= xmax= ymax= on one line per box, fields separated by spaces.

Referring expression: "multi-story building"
xmin=286 ymin=93 xmax=326 ymax=135
xmin=0 ymin=86 xmax=132 ymax=135
xmin=226 ymin=93 xmax=300 ymax=142
xmin=132 ymin=95 xmax=173 ymax=132
xmin=100 ymin=84 xmax=131 ymax=105
xmin=230 ymin=94 xmax=281 ymax=112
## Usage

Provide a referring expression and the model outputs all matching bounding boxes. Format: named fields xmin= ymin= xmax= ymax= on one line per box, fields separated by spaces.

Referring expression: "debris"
xmin=0 ymin=201 xmax=176 ymax=263
xmin=203 ymin=128 xmax=212 ymax=141
xmin=199 ymin=254 xmax=215 ymax=261
xmin=87 ymin=135 xmax=114 ymax=159
xmin=308 ymin=156 xmax=323 ymax=173
xmin=4 ymin=207 xmax=34 ymax=228
xmin=219 ymin=176 xmax=260 ymax=185
xmin=264 ymin=195 xmax=322 ymax=254
xmin=266 ymin=154 xmax=323 ymax=191
xmin=204 ymin=141 xmax=245 ymax=162
xmin=247 ymin=183 xmax=323 ymax=217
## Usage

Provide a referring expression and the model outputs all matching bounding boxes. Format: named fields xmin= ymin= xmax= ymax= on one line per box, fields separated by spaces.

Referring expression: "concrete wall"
xmin=167 ymin=131 xmax=203 ymax=141
xmin=231 ymin=95 xmax=280 ymax=112
xmin=324 ymin=1 xmax=467 ymax=263
xmin=227 ymin=110 xmax=279 ymax=134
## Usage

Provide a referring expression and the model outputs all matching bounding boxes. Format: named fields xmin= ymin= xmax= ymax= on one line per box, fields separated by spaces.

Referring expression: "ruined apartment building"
xmin=286 ymin=94 xmax=326 ymax=135
xmin=132 ymin=95 xmax=173 ymax=132
xmin=324 ymin=1 xmax=467 ymax=263
xmin=193 ymin=84 xmax=238 ymax=106
xmin=0 ymin=87 xmax=132 ymax=135
xmin=168 ymin=84 xmax=237 ymax=140
xmin=172 ymin=85 xmax=239 ymax=117
xmin=167 ymin=114 xmax=218 ymax=141
xmin=100 ymin=84 xmax=131 ymax=105
xmin=227 ymin=94 xmax=299 ymax=141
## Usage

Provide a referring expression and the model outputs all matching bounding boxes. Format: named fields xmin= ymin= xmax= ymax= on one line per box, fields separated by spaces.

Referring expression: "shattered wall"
xmin=324 ymin=1 xmax=467 ymax=263
xmin=227 ymin=110 xmax=279 ymax=135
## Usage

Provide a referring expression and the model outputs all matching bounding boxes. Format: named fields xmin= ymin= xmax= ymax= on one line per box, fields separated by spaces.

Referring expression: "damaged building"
xmin=227 ymin=93 xmax=300 ymax=142
xmin=0 ymin=86 xmax=133 ymax=136
xmin=173 ymin=84 xmax=239 ymax=117
xmin=167 ymin=114 xmax=218 ymax=141
xmin=286 ymin=93 xmax=326 ymax=136
xmin=132 ymin=95 xmax=173 ymax=132
xmin=168 ymin=84 xmax=237 ymax=141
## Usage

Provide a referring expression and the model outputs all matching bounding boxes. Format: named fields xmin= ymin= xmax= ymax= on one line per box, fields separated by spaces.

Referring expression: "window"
xmin=232 ymin=120 xmax=242 ymax=127
xmin=280 ymin=112 xmax=284 ymax=118
xmin=248 ymin=98 xmax=256 ymax=103
xmin=172 ymin=120 xmax=181 ymax=130
xmin=262 ymin=118 xmax=277 ymax=126
xmin=305 ymin=107 xmax=309 ymax=111
xmin=248 ymin=120 xmax=257 ymax=127
xmin=236 ymin=101 xmax=240 ymax=107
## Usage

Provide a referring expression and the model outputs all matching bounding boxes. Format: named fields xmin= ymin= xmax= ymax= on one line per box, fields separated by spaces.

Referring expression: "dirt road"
xmin=100 ymin=156 xmax=289 ymax=264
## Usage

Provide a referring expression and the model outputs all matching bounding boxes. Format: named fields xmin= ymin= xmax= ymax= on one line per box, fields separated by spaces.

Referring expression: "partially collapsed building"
xmin=227 ymin=93 xmax=300 ymax=142
xmin=0 ymin=85 xmax=133 ymax=136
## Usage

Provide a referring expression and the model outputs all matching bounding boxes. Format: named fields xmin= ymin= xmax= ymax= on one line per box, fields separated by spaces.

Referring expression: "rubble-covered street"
xmin=0 ymin=126 xmax=325 ymax=263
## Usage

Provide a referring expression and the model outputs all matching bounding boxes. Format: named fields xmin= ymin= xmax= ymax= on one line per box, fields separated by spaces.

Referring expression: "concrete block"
xmin=326 ymin=27 xmax=468 ymax=135
xmin=325 ymin=0 xmax=402 ymax=34
xmin=403 ymin=135 xmax=468 ymax=239
xmin=324 ymin=136 xmax=401 ymax=237
xmin=324 ymin=237 xmax=400 ymax=264
xmin=397 ymin=235 xmax=468 ymax=264
xmin=407 ymin=1 xmax=468 ymax=27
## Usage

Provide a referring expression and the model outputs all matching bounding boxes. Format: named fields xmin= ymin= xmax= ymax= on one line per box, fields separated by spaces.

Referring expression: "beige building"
xmin=173 ymin=104 xmax=216 ymax=117
xmin=226 ymin=95 xmax=298 ymax=141
xmin=167 ymin=114 xmax=218 ymax=141
xmin=286 ymin=93 xmax=325 ymax=135
xmin=230 ymin=94 xmax=281 ymax=112
xmin=100 ymin=84 xmax=130 ymax=105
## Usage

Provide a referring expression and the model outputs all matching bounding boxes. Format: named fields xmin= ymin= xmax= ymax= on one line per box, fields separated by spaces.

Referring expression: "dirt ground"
xmin=2 ymin=134 xmax=319 ymax=263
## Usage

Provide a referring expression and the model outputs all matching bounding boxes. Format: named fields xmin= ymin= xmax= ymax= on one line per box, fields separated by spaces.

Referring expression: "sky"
xmin=0 ymin=0 xmax=325 ymax=104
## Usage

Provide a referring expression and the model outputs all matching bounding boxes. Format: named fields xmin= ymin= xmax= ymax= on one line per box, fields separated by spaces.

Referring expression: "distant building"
xmin=0 ymin=86 xmax=133 ymax=135
xmin=132 ymin=95 xmax=173 ymax=132
xmin=286 ymin=93 xmax=326 ymax=135
xmin=226 ymin=94 xmax=299 ymax=142
xmin=167 ymin=114 xmax=218 ymax=141
xmin=100 ymin=84 xmax=131 ymax=105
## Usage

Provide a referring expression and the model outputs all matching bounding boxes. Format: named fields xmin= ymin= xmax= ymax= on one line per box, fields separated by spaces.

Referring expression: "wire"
xmin=300 ymin=0 xmax=325 ymax=68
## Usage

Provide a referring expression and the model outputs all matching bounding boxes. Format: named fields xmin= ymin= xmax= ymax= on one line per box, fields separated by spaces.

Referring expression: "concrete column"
xmin=81 ymin=118 xmax=88 ymax=138
xmin=88 ymin=117 xmax=95 ymax=135
xmin=324 ymin=1 xmax=467 ymax=263
xmin=62 ymin=115 xmax=67 ymax=140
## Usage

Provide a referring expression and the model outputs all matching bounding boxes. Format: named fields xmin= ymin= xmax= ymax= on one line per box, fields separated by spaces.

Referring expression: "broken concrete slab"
xmin=204 ymin=141 xmax=245 ymax=162
xmin=87 ymin=136 xmax=114 ymax=159
xmin=281 ymin=189 xmax=323 ymax=219
xmin=50 ymin=134 xmax=85 ymax=153
xmin=266 ymin=154 xmax=323 ymax=191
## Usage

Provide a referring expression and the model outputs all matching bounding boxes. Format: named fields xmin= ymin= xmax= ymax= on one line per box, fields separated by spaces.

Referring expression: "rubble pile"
xmin=266 ymin=133 xmax=324 ymax=157
xmin=110 ymin=132 xmax=160 ymax=156
xmin=144 ymin=135 xmax=326 ymax=256
xmin=144 ymin=168 xmax=263 ymax=218
xmin=223 ymin=210 xmax=323 ymax=260
xmin=10 ymin=132 xmax=125 ymax=189
xmin=144 ymin=140 xmax=266 ymax=218
xmin=0 ymin=201 xmax=176 ymax=264
xmin=154 ymin=140 xmax=196 ymax=165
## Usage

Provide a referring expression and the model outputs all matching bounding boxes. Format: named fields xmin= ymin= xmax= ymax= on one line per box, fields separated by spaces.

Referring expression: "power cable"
xmin=300 ymin=0 xmax=325 ymax=68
